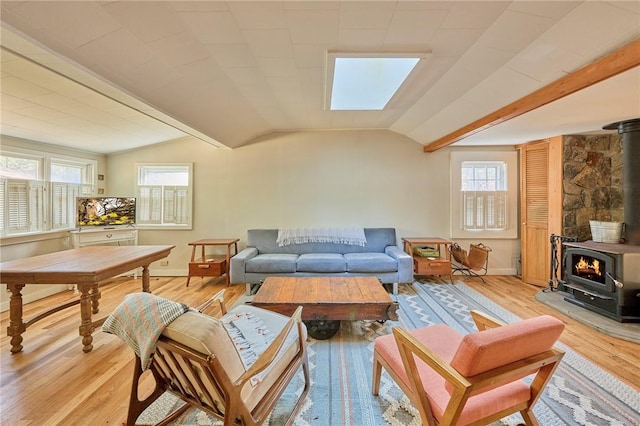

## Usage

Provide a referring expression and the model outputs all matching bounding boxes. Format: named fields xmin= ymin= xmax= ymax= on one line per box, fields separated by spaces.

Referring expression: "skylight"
xmin=327 ymin=53 xmax=428 ymax=111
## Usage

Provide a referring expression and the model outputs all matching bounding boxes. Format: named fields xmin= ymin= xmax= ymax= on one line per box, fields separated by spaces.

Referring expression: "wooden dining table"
xmin=0 ymin=245 xmax=174 ymax=354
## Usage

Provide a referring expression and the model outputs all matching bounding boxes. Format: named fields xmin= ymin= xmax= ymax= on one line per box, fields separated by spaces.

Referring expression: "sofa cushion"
xmin=344 ymin=252 xmax=397 ymax=273
xmin=297 ymin=253 xmax=346 ymax=273
xmin=246 ymin=254 xmax=298 ymax=273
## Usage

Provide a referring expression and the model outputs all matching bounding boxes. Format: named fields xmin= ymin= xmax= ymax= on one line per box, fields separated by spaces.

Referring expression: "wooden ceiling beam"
xmin=423 ymin=38 xmax=640 ymax=153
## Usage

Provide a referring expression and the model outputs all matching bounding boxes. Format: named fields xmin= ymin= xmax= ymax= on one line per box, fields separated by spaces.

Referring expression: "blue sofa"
xmin=230 ymin=228 xmax=412 ymax=294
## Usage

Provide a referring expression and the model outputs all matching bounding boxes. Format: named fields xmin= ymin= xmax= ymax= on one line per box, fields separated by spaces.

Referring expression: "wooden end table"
xmin=402 ymin=237 xmax=454 ymax=283
xmin=252 ymin=276 xmax=399 ymax=339
xmin=186 ymin=239 xmax=239 ymax=287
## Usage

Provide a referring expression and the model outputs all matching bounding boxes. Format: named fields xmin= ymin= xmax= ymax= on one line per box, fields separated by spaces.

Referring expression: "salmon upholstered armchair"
xmin=372 ymin=310 xmax=565 ymax=426
xmin=104 ymin=290 xmax=309 ymax=426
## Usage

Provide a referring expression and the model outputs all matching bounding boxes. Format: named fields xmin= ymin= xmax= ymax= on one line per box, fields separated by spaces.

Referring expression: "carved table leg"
xmin=78 ymin=284 xmax=94 ymax=353
xmin=91 ymin=283 xmax=100 ymax=314
xmin=141 ymin=265 xmax=151 ymax=293
xmin=7 ymin=284 xmax=26 ymax=353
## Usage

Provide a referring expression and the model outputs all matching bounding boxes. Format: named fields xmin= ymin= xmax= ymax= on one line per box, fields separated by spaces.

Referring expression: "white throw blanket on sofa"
xmin=277 ymin=227 xmax=367 ymax=247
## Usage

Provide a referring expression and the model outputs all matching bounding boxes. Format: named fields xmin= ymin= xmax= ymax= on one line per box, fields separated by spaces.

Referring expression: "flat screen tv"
xmin=76 ymin=197 xmax=136 ymax=227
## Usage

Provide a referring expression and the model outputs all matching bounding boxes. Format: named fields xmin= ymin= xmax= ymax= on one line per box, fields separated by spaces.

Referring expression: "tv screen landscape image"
xmin=76 ymin=197 xmax=136 ymax=227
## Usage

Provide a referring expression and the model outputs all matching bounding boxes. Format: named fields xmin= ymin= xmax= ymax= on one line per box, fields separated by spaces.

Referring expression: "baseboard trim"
xmin=485 ymin=268 xmax=517 ymax=275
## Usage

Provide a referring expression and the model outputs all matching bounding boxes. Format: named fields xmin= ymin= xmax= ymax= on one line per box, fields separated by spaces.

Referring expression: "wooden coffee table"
xmin=252 ymin=276 xmax=399 ymax=339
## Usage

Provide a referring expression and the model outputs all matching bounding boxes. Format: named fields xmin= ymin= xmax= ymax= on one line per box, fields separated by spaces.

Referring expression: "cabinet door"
xmin=520 ymin=142 xmax=550 ymax=287
xmin=519 ymin=137 xmax=563 ymax=287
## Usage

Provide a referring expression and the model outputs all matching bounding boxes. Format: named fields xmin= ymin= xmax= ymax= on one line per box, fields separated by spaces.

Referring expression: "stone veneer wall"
xmin=562 ymin=134 xmax=623 ymax=241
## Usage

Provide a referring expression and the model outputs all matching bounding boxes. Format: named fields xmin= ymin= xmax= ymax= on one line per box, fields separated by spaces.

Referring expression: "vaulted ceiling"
xmin=1 ymin=1 xmax=639 ymax=154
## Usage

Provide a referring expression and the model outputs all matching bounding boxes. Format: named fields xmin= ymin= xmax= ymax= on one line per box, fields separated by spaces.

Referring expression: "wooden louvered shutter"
xmin=520 ymin=142 xmax=550 ymax=287
xmin=0 ymin=179 xmax=5 ymax=234
xmin=525 ymin=148 xmax=549 ymax=225
xmin=160 ymin=186 xmax=189 ymax=225
xmin=136 ymin=185 xmax=163 ymax=224
xmin=7 ymin=180 xmax=30 ymax=233
xmin=52 ymin=183 xmax=82 ymax=229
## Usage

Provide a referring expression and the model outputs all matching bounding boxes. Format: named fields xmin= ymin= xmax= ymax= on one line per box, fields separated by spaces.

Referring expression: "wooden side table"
xmin=186 ymin=239 xmax=239 ymax=287
xmin=402 ymin=237 xmax=454 ymax=283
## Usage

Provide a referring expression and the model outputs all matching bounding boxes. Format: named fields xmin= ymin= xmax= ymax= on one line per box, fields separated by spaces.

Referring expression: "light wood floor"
xmin=1 ymin=275 xmax=638 ymax=425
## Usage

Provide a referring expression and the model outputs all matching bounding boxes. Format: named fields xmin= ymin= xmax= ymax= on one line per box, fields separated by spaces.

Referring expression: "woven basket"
xmin=589 ymin=221 xmax=623 ymax=243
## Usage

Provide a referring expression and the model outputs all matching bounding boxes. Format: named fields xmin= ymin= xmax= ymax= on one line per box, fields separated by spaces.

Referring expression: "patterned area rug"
xmin=137 ymin=282 xmax=640 ymax=426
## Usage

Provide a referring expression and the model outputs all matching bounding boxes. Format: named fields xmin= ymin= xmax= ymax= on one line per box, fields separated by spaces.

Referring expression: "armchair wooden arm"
xmin=235 ymin=306 xmax=304 ymax=387
xmin=391 ymin=326 xmax=469 ymax=425
xmin=195 ymin=289 xmax=227 ymax=315
xmin=469 ymin=309 xmax=504 ymax=331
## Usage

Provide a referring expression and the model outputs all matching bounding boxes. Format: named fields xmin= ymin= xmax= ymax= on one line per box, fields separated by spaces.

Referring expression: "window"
xmin=461 ymin=162 xmax=507 ymax=230
xmin=450 ymin=151 xmax=518 ymax=239
xmin=326 ymin=52 xmax=431 ymax=111
xmin=135 ymin=163 xmax=192 ymax=229
xmin=0 ymin=150 xmax=96 ymax=237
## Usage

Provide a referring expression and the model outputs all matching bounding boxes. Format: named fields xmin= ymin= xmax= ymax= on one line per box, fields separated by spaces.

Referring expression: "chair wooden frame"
xmin=125 ymin=296 xmax=309 ymax=426
xmin=372 ymin=310 xmax=565 ymax=426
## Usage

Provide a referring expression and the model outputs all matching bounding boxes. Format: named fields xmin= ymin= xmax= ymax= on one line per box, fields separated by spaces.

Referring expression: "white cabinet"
xmin=69 ymin=228 xmax=139 ymax=281
xmin=70 ymin=227 xmax=138 ymax=248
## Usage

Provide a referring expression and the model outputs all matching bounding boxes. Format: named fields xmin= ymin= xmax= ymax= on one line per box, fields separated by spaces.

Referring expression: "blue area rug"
xmin=139 ymin=282 xmax=640 ymax=425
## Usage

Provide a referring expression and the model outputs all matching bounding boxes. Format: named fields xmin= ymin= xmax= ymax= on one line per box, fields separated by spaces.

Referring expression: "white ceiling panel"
xmin=228 ymin=2 xmax=287 ymax=29
xmin=338 ymin=1 xmax=396 ymax=29
xmin=103 ymin=1 xmax=185 ymax=43
xmin=179 ymin=11 xmax=245 ymax=44
xmin=145 ymin=32 xmax=211 ymax=68
xmin=286 ymin=9 xmax=339 ymax=45
xmin=242 ymin=29 xmax=294 ymax=59
xmin=6 ymin=1 xmax=120 ymax=48
xmin=0 ymin=1 xmax=638 ymax=154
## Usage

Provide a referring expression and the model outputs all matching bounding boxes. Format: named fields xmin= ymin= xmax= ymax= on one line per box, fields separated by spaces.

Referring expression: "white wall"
xmin=1 ymin=130 xmax=521 ymax=312
xmin=107 ymin=130 xmax=520 ymax=277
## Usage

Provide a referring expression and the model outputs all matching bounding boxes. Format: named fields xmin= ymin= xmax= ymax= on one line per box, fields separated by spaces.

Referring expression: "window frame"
xmin=0 ymin=148 xmax=97 ymax=239
xmin=135 ymin=163 xmax=193 ymax=230
xmin=450 ymin=151 xmax=518 ymax=239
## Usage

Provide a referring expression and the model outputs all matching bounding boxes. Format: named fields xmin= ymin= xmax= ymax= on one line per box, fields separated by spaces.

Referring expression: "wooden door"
xmin=520 ymin=142 xmax=550 ymax=287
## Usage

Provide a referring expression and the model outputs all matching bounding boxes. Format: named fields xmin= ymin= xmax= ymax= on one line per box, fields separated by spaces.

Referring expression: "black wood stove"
xmin=560 ymin=241 xmax=640 ymax=322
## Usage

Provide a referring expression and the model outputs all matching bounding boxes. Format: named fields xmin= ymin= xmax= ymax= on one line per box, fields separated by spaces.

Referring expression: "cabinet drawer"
xmin=189 ymin=259 xmax=226 ymax=276
xmin=414 ymin=258 xmax=451 ymax=275
xmin=78 ymin=231 xmax=136 ymax=244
